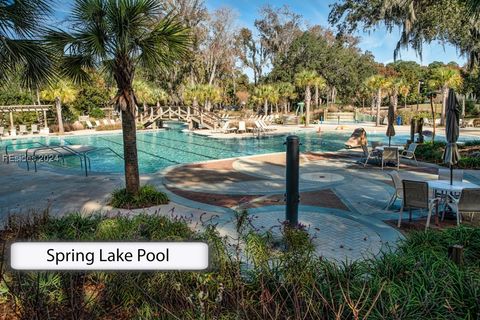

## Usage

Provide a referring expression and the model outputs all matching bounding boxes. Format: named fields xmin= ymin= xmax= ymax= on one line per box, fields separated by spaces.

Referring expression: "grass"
xmin=109 ymin=185 xmax=169 ymax=209
xmin=1 ymin=211 xmax=479 ymax=319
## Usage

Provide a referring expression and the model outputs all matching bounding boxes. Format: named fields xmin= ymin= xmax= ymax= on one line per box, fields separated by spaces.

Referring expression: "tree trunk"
xmin=55 ymin=97 xmax=64 ymax=134
xmin=315 ymin=84 xmax=319 ymax=109
xmin=121 ymin=108 xmax=140 ymax=194
xmin=305 ymin=85 xmax=311 ymax=126
xmin=375 ymin=88 xmax=381 ymax=127
xmin=393 ymin=89 xmax=398 ymax=113
xmin=371 ymin=95 xmax=375 ymax=114
xmin=430 ymin=96 xmax=436 ymax=143
xmin=441 ymin=86 xmax=448 ymax=126
xmin=264 ymin=99 xmax=268 ymax=115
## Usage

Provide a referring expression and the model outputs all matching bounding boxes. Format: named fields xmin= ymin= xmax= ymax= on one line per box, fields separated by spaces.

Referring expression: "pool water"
xmin=1 ymin=122 xmax=477 ymax=174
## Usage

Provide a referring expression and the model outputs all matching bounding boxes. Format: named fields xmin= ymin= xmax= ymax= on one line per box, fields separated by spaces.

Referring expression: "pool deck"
xmin=2 ymin=140 xmax=479 ymax=262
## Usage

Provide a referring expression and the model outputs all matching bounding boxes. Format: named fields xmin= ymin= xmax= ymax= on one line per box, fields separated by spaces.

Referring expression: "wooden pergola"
xmin=0 ymin=104 xmax=52 ymax=129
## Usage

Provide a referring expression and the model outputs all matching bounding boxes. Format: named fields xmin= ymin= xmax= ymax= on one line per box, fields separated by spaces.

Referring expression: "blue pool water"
xmin=1 ymin=122 xmax=478 ymax=174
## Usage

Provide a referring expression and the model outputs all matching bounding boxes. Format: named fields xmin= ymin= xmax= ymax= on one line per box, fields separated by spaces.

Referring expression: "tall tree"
xmin=428 ymin=66 xmax=463 ymax=125
xmin=365 ymin=75 xmax=388 ymax=126
xmin=236 ymin=28 xmax=268 ymax=85
xmin=275 ymin=82 xmax=297 ymax=114
xmin=47 ymin=0 xmax=191 ymax=195
xmin=295 ymin=70 xmax=318 ymax=126
xmin=0 ymin=0 xmax=54 ymax=89
xmin=41 ymin=80 xmax=78 ymax=134
xmin=253 ymin=84 xmax=276 ymax=115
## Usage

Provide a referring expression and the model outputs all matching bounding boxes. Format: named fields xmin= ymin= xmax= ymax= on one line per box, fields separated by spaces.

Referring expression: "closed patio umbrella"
xmin=443 ymin=89 xmax=461 ymax=185
xmin=386 ymin=103 xmax=396 ymax=146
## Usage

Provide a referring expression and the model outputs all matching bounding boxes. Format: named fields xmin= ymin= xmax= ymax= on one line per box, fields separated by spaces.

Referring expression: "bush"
xmin=1 ymin=212 xmax=480 ymax=319
xmin=95 ymin=123 xmax=122 ymax=131
xmin=415 ymin=141 xmax=446 ymax=163
xmin=49 ymin=123 xmax=78 ymax=133
xmin=397 ymin=110 xmax=433 ymax=125
xmin=109 ymin=185 xmax=169 ymax=209
xmin=458 ymin=157 xmax=480 ymax=169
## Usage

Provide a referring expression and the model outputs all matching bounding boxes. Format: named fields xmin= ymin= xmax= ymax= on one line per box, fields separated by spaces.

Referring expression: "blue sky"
xmin=53 ymin=0 xmax=466 ymax=66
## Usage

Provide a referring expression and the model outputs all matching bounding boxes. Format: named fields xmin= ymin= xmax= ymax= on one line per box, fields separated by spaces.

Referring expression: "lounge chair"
xmin=95 ymin=120 xmax=101 ymax=127
xmin=0 ymin=127 xmax=4 ymax=136
xmin=461 ymin=119 xmax=475 ymax=128
xmin=221 ymin=121 xmax=236 ymax=133
xmin=444 ymin=189 xmax=480 ymax=227
xmin=400 ymin=143 xmax=418 ymax=166
xmin=361 ymin=144 xmax=380 ymax=167
xmin=253 ymin=120 xmax=265 ymax=135
xmin=382 ymin=147 xmax=400 ymax=170
xmin=31 ymin=124 xmax=40 ymax=134
xmin=385 ymin=171 xmax=404 ymax=210
xmin=103 ymin=119 xmax=110 ymax=125
xmin=259 ymin=120 xmax=275 ymax=131
xmin=110 ymin=119 xmax=116 ymax=125
xmin=85 ymin=120 xmax=94 ymax=129
xmin=19 ymin=125 xmax=28 ymax=135
xmin=398 ymin=180 xmax=440 ymax=229
xmin=237 ymin=121 xmax=246 ymax=134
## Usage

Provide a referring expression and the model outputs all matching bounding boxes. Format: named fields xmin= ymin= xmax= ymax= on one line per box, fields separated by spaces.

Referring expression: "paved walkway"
xmin=1 ymin=145 xmax=479 ymax=263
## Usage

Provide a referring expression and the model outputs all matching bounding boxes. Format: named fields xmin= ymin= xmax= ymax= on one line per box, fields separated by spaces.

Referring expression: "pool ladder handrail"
xmin=26 ymin=145 xmax=89 ymax=176
xmin=5 ymin=142 xmax=47 ymax=163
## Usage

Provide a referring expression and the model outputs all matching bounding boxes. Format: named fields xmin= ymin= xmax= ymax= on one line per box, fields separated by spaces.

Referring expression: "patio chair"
xmin=361 ymin=144 xmax=380 ymax=167
xmin=398 ymin=180 xmax=440 ymax=229
xmin=446 ymin=188 xmax=480 ymax=226
xmin=371 ymin=141 xmax=383 ymax=149
xmin=19 ymin=125 xmax=28 ymax=135
xmin=237 ymin=121 xmax=246 ymax=134
xmin=31 ymin=124 xmax=40 ymax=134
xmin=85 ymin=120 xmax=94 ymax=129
xmin=385 ymin=171 xmax=403 ymax=210
xmin=382 ymin=147 xmax=400 ymax=170
xmin=254 ymin=120 xmax=265 ymax=134
xmin=400 ymin=143 xmax=418 ymax=166
xmin=259 ymin=120 xmax=275 ymax=131
xmin=438 ymin=168 xmax=463 ymax=182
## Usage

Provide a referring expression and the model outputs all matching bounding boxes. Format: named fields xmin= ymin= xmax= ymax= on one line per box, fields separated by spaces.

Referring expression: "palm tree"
xmin=253 ymin=84 xmax=276 ymax=115
xmin=41 ymin=80 xmax=78 ymax=134
xmin=134 ymin=79 xmax=155 ymax=119
xmin=398 ymin=80 xmax=410 ymax=110
xmin=313 ymin=76 xmax=327 ymax=109
xmin=295 ymin=70 xmax=318 ymax=126
xmin=428 ymin=67 xmax=463 ymax=125
xmin=275 ymin=82 xmax=297 ymax=114
xmin=365 ymin=75 xmax=388 ymax=126
xmin=0 ymin=0 xmax=54 ymax=89
xmin=47 ymin=0 xmax=191 ymax=195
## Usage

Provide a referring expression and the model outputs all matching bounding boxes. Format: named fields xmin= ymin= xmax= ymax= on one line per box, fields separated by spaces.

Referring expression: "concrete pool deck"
xmin=2 ymin=143 xmax=479 ymax=262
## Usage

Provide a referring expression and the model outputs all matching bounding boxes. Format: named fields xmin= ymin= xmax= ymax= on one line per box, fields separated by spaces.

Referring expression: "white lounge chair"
xmin=103 ymin=119 xmax=110 ymax=126
xmin=400 ymin=143 xmax=418 ymax=166
xmin=0 ymin=127 xmax=4 ymax=136
xmin=110 ymin=119 xmax=116 ymax=125
xmin=385 ymin=171 xmax=403 ymax=210
xmin=85 ymin=120 xmax=95 ymax=129
xmin=361 ymin=144 xmax=380 ymax=167
xmin=31 ymin=124 xmax=40 ymax=134
xmin=259 ymin=120 xmax=275 ymax=131
xmin=237 ymin=121 xmax=246 ymax=133
xmin=221 ymin=121 xmax=236 ymax=133
xmin=95 ymin=120 xmax=101 ymax=127
xmin=19 ymin=125 xmax=28 ymax=135
xmin=254 ymin=120 xmax=265 ymax=134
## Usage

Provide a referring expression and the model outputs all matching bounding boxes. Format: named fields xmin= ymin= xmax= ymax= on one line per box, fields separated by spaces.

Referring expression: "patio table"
xmin=375 ymin=146 xmax=405 ymax=152
xmin=426 ymin=180 xmax=479 ymax=225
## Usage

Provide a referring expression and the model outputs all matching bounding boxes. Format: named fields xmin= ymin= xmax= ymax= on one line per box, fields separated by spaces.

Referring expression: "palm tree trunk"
xmin=441 ymin=86 xmax=448 ymax=126
xmin=121 ymin=108 xmax=140 ymax=194
xmin=305 ymin=86 xmax=311 ymax=126
xmin=315 ymin=84 xmax=319 ymax=109
xmin=55 ymin=97 xmax=64 ymax=134
xmin=393 ymin=89 xmax=398 ymax=113
xmin=376 ymin=88 xmax=381 ymax=126
xmin=264 ymin=99 xmax=268 ymax=115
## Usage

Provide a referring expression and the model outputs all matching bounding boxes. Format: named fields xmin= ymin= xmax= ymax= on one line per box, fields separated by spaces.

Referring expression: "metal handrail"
xmin=5 ymin=141 xmax=47 ymax=163
xmin=29 ymin=146 xmax=66 ymax=172
xmin=57 ymin=145 xmax=91 ymax=176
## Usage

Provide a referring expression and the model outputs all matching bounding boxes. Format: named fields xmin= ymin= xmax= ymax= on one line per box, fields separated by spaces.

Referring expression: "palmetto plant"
xmin=41 ymin=80 xmax=78 ymax=133
xmin=295 ymin=70 xmax=319 ymax=126
xmin=0 ymin=0 xmax=55 ymax=88
xmin=365 ymin=74 xmax=388 ymax=126
xmin=275 ymin=82 xmax=297 ymax=114
xmin=47 ymin=0 xmax=191 ymax=194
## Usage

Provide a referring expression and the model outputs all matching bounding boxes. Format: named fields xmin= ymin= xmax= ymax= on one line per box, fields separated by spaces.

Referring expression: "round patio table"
xmin=427 ymin=180 xmax=479 ymax=225
xmin=375 ymin=146 xmax=405 ymax=152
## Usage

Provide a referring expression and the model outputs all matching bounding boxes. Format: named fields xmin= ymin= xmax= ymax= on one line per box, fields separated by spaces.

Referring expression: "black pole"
xmin=285 ymin=135 xmax=300 ymax=226
xmin=450 ymin=164 xmax=453 ymax=185
xmin=389 ymin=136 xmax=391 ymax=147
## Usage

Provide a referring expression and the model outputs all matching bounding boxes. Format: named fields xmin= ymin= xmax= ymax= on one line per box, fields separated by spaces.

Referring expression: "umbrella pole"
xmin=389 ymin=137 xmax=391 ymax=147
xmin=450 ymin=164 xmax=453 ymax=185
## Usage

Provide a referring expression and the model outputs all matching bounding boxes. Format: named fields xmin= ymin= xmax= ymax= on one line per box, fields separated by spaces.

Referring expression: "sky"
xmin=53 ymin=0 xmax=466 ymax=67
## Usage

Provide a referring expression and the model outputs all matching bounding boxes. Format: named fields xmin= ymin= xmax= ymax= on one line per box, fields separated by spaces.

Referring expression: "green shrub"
xmin=397 ymin=110 xmax=433 ymax=125
xmin=458 ymin=157 xmax=480 ymax=169
xmin=415 ymin=141 xmax=446 ymax=163
xmin=95 ymin=123 xmax=122 ymax=131
xmin=2 ymin=212 xmax=480 ymax=319
xmin=109 ymin=185 xmax=169 ymax=209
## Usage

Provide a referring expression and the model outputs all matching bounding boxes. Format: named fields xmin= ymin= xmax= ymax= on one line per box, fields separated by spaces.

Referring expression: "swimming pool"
xmin=1 ymin=122 xmax=478 ymax=174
